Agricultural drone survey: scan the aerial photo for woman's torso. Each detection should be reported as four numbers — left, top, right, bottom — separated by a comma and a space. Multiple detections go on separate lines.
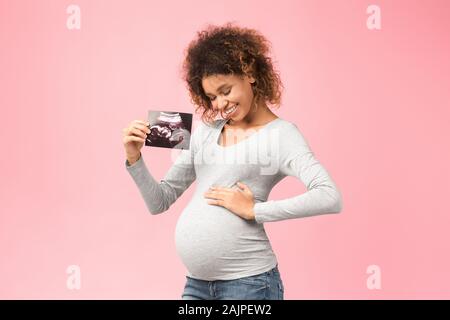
175, 118, 286, 281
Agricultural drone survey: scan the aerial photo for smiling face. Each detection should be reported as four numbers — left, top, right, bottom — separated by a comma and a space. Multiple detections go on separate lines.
201, 74, 256, 124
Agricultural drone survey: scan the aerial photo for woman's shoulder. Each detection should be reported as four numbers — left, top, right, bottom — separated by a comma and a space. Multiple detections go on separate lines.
271, 117, 301, 133
271, 117, 310, 148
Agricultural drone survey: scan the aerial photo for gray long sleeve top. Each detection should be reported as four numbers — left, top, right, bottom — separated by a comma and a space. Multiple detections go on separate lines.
125, 117, 343, 281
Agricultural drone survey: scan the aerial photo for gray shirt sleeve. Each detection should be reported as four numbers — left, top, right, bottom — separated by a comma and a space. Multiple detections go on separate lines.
253, 122, 343, 224
125, 125, 201, 215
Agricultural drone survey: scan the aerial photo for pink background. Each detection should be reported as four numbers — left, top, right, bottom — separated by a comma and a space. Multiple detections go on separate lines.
1, 0, 449, 299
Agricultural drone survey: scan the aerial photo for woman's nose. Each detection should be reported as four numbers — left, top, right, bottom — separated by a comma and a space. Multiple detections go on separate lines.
218, 97, 229, 110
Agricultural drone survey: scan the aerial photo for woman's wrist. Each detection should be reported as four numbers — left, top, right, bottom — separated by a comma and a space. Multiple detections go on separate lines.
127, 152, 141, 165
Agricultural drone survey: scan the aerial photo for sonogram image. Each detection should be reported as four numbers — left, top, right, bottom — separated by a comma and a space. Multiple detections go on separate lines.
145, 110, 192, 150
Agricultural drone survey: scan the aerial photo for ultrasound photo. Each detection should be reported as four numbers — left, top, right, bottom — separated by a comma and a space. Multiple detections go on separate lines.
145, 110, 193, 150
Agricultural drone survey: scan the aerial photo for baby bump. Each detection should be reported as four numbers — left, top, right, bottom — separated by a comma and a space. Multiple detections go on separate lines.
174, 200, 262, 278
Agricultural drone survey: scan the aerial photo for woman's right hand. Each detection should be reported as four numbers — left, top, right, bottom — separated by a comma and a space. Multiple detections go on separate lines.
122, 119, 150, 164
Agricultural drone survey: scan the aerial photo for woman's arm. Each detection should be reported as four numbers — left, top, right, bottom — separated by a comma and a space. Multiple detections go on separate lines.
253, 123, 343, 224
125, 124, 202, 215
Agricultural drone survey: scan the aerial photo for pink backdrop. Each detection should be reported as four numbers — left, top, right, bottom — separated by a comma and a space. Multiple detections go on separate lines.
1, 0, 449, 299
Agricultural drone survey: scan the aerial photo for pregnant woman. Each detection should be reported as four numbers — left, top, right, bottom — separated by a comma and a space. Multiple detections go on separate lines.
122, 23, 343, 300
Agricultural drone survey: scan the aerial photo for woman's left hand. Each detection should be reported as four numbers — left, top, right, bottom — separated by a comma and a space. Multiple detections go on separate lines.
204, 182, 255, 221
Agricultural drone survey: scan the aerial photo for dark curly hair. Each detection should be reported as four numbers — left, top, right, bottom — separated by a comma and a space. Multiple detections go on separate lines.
181, 22, 283, 125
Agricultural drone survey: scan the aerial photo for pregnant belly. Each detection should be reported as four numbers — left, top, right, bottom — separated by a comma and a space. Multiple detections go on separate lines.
174, 200, 260, 279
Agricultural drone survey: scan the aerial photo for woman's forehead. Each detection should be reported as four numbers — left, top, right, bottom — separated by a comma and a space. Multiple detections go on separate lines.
202, 74, 242, 91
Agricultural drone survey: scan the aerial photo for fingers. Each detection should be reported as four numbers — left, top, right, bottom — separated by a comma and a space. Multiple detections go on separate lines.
131, 121, 150, 134
132, 121, 150, 134
130, 127, 148, 139
236, 182, 250, 193
206, 199, 225, 206
203, 190, 229, 199
128, 119, 150, 134
122, 120, 151, 139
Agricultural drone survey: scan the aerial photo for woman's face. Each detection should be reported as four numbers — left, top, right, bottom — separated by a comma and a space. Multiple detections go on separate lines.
201, 74, 256, 123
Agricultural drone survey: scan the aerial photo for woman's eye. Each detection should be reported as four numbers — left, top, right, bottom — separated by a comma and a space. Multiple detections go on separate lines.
208, 89, 230, 101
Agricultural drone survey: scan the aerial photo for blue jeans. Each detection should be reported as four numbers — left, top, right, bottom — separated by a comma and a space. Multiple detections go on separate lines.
181, 265, 285, 300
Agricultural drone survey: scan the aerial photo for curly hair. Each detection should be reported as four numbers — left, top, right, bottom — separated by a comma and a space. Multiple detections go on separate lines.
181, 22, 283, 125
